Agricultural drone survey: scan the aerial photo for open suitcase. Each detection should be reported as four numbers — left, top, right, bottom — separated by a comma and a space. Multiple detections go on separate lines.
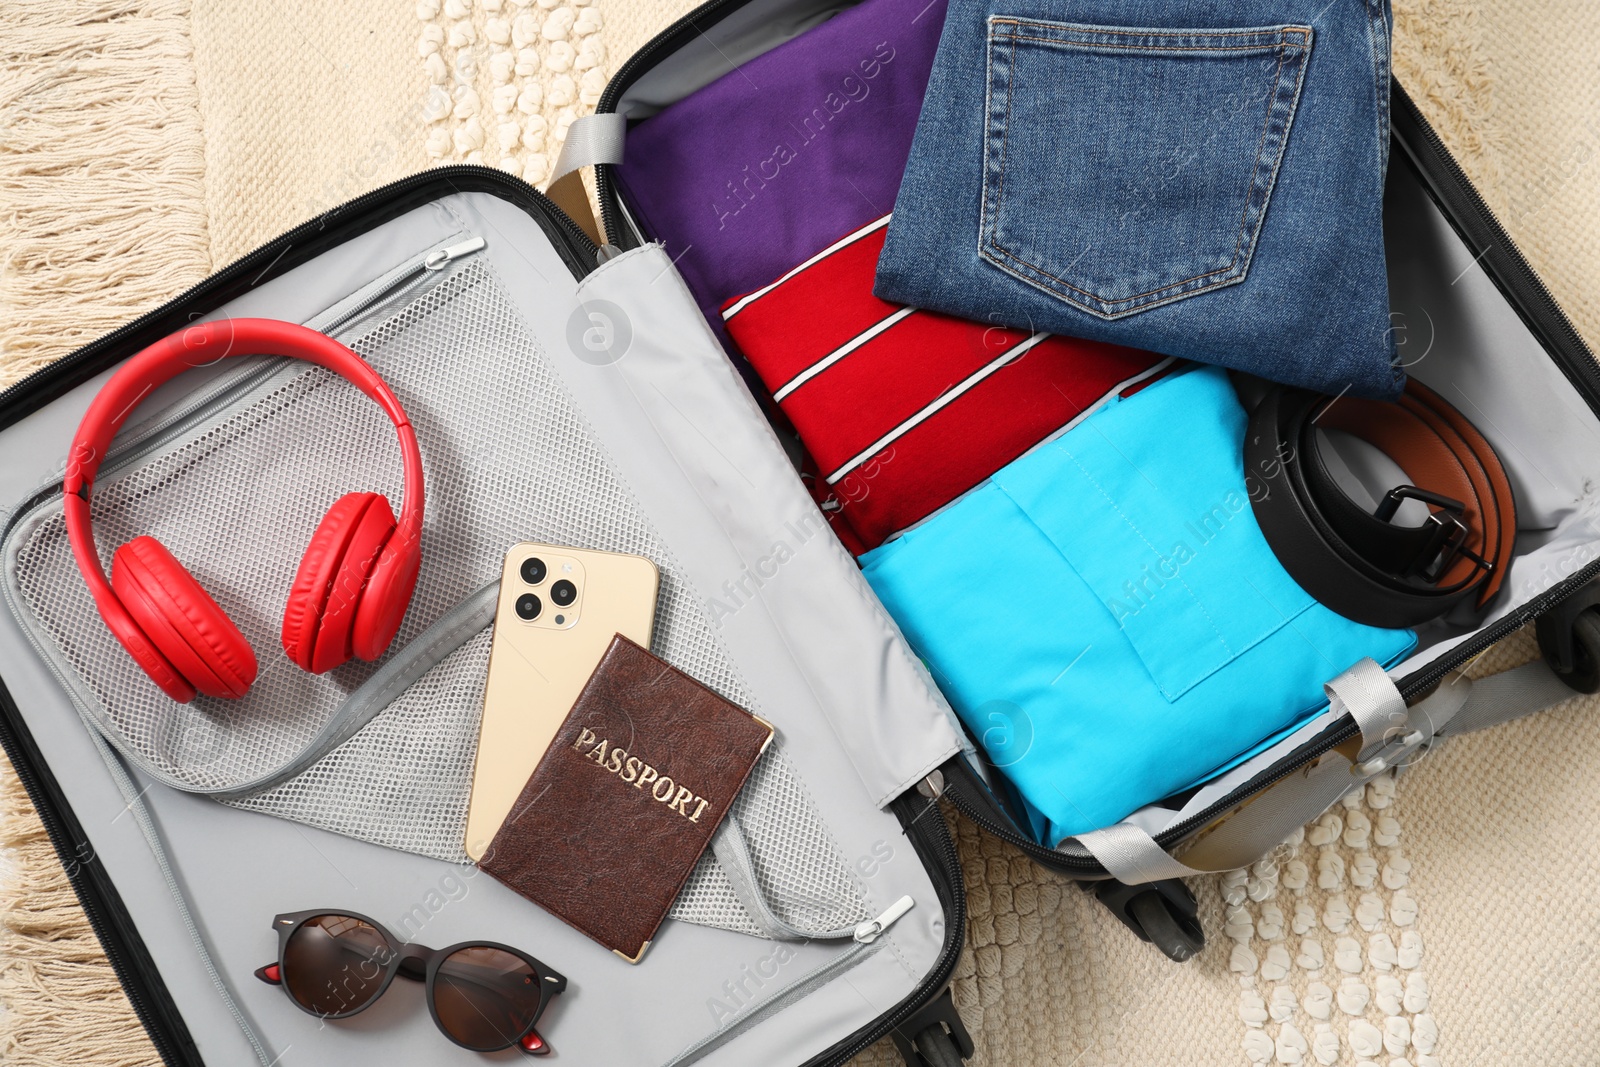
0, 175, 970, 1065
577, 0, 1600, 963
1, 6, 1599, 1067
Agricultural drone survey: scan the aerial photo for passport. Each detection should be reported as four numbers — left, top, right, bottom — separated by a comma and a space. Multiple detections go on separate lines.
478, 634, 773, 962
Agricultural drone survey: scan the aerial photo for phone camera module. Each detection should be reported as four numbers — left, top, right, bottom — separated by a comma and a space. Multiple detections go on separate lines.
520, 557, 547, 585
550, 579, 577, 607
515, 593, 542, 621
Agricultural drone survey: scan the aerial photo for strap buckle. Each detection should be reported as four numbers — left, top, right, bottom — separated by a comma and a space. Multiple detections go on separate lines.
1374, 485, 1491, 584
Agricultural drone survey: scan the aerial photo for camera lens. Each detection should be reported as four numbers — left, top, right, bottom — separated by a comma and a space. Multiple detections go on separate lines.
550, 579, 577, 607
514, 593, 541, 621
519, 558, 547, 585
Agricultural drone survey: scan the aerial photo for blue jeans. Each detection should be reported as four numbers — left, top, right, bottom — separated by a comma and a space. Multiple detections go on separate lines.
876, 0, 1402, 399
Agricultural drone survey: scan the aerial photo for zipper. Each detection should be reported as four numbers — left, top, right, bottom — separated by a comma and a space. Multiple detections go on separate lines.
0, 168, 593, 1065
663, 896, 917, 1067
592, 0, 757, 247
805, 792, 966, 1067
942, 553, 1600, 877
853, 894, 915, 944
317, 234, 485, 338
20, 234, 488, 516
924, 88, 1600, 876
0, 689, 200, 1066
591, 20, 978, 1048
0, 166, 595, 435
0, 41, 1586, 1067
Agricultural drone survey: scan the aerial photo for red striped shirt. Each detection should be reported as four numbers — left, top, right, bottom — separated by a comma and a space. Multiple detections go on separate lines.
724, 216, 1173, 550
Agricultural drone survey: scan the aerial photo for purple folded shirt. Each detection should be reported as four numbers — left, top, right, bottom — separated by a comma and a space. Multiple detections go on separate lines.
613, 0, 946, 338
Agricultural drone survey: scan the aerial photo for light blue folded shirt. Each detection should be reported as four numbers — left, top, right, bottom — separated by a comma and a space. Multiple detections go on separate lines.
861, 366, 1415, 844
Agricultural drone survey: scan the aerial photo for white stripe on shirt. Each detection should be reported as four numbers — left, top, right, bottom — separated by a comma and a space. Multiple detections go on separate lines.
771, 306, 917, 402
826, 350, 1177, 485
720, 215, 892, 321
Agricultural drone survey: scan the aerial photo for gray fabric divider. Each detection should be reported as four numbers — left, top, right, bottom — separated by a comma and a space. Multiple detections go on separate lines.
2, 236, 874, 942
0, 193, 950, 1067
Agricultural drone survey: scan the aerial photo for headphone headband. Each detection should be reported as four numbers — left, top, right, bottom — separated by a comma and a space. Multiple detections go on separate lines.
65, 318, 425, 596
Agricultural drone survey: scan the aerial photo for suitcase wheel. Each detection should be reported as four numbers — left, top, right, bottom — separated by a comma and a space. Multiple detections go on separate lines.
891, 988, 973, 1066
1127, 888, 1206, 962
1093, 877, 1206, 962
1535, 583, 1600, 694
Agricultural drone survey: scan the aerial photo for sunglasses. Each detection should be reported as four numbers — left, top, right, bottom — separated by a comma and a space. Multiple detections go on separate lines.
255, 910, 567, 1055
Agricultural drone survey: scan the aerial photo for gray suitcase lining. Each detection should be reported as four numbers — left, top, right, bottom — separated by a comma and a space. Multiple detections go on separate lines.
0, 191, 960, 1066
3, 242, 867, 941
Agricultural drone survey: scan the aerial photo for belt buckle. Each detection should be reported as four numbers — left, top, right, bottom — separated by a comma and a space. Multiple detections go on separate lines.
1413, 509, 1470, 583
1375, 485, 1472, 584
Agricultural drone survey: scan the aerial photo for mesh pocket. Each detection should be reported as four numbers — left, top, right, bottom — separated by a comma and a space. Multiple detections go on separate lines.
7, 256, 865, 935
672, 748, 871, 937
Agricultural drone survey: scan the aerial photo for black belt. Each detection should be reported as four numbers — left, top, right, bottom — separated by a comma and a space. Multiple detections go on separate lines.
1245, 380, 1516, 629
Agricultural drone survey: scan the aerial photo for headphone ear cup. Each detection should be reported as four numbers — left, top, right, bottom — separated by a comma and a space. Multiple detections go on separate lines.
282, 492, 394, 673
100, 597, 197, 705
351, 517, 421, 663
111, 537, 258, 700
310, 494, 397, 674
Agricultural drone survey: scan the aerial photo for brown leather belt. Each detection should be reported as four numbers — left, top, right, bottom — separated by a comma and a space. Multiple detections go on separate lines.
1245, 379, 1516, 629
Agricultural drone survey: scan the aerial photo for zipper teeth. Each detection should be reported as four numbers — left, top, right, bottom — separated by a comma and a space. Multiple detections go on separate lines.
0, 59, 1585, 1062
815, 794, 965, 1067
590, 3, 1027, 1018
41, 237, 483, 508
944, 555, 1600, 874
319, 271, 432, 338
103, 361, 287, 468
315, 235, 486, 338
0, 712, 190, 1066
938, 91, 1600, 872
1392, 84, 1600, 402
593, 0, 750, 245
669, 942, 876, 1066
0, 166, 595, 429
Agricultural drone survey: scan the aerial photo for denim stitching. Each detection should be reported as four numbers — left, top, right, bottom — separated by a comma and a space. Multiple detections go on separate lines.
983, 23, 1280, 301
1223, 42, 1291, 272
995, 33, 1017, 269
977, 18, 999, 274
978, 24, 1310, 317
986, 237, 1238, 300
992, 35, 1304, 55
991, 19, 1310, 45
982, 45, 1297, 302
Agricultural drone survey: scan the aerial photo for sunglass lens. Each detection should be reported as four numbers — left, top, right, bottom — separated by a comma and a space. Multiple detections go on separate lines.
281, 915, 393, 1017
432, 946, 542, 1051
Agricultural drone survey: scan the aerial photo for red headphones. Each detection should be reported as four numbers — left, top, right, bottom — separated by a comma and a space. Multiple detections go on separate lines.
64, 318, 425, 704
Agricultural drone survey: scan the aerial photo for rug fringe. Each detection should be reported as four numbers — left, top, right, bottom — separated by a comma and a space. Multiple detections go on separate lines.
0, 754, 158, 1065
0, 0, 212, 390
1392, 0, 1508, 204
0, 3, 207, 1058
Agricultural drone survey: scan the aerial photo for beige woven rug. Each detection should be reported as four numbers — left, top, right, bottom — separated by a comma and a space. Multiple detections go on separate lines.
2, 0, 1599, 1062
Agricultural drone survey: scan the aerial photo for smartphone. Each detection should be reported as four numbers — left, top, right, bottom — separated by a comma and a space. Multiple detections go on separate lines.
464, 541, 660, 860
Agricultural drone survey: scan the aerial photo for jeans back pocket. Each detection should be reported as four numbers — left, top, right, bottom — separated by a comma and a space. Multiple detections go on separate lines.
980, 20, 1312, 319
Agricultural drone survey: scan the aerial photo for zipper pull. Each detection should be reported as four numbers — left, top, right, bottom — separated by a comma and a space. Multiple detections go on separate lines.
854, 895, 915, 944
425, 236, 487, 270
